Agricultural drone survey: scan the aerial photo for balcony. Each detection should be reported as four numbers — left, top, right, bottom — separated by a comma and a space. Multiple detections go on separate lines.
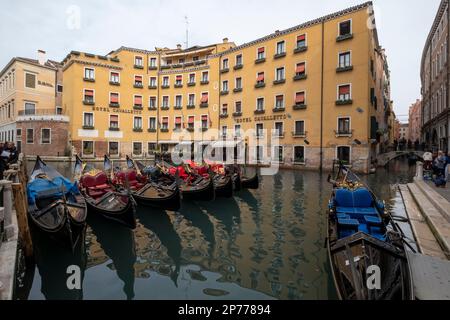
220, 91, 229, 96
161, 84, 170, 89
148, 66, 158, 71
293, 104, 307, 110
17, 109, 70, 122
255, 82, 266, 89
83, 100, 95, 106
254, 109, 265, 115
293, 74, 307, 81
273, 79, 286, 85
160, 106, 170, 110
172, 64, 183, 69
83, 77, 95, 83
200, 103, 209, 108
336, 33, 353, 42
109, 127, 120, 131
133, 128, 143, 132
148, 85, 157, 89
233, 112, 242, 117
272, 107, 285, 113
187, 104, 195, 109
200, 80, 210, 85
134, 83, 144, 89
336, 65, 353, 73
335, 99, 353, 106
335, 129, 354, 137
109, 81, 120, 86
133, 105, 143, 110
294, 46, 308, 54
233, 88, 243, 93
255, 58, 266, 64
160, 128, 169, 133
187, 82, 196, 87
160, 65, 171, 70
82, 125, 95, 130
274, 52, 286, 59
234, 64, 243, 70
109, 103, 120, 108
174, 105, 183, 110
292, 131, 307, 138
220, 68, 230, 74
147, 128, 157, 133
220, 113, 229, 119
174, 83, 183, 88
186, 127, 195, 132
201, 127, 208, 132
148, 106, 157, 111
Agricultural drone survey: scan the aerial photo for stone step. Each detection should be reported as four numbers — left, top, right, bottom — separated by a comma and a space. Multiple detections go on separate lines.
414, 179, 450, 222
399, 185, 447, 259
408, 183, 450, 260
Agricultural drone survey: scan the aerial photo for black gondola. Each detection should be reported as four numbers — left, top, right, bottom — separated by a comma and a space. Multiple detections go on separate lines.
27, 156, 87, 251
326, 161, 414, 300
213, 174, 233, 198
109, 155, 181, 211
241, 170, 259, 189
75, 155, 136, 229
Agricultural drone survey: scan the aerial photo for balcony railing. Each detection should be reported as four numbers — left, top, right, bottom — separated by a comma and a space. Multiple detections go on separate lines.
292, 131, 307, 138
335, 129, 354, 137
18, 109, 67, 116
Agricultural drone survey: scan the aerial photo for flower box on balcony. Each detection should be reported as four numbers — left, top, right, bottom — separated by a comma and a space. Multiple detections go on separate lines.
274, 52, 286, 59
134, 84, 144, 89
148, 128, 157, 133
161, 85, 170, 89
200, 103, 209, 108
293, 74, 307, 81
148, 66, 158, 70
336, 66, 354, 73
174, 84, 183, 88
110, 57, 120, 63
83, 100, 95, 106
82, 125, 94, 130
184, 62, 194, 67
254, 109, 265, 115
220, 113, 229, 119
273, 79, 286, 85
335, 99, 353, 106
232, 112, 242, 117
293, 104, 307, 110
148, 85, 157, 89
294, 46, 308, 54
233, 88, 243, 93
220, 91, 229, 96
83, 78, 95, 83
255, 82, 266, 89
234, 64, 243, 70
272, 107, 285, 113
160, 65, 171, 70
255, 58, 266, 64
187, 82, 196, 87
109, 103, 120, 108
336, 34, 353, 42
200, 80, 209, 85
109, 127, 120, 131
134, 65, 144, 69
109, 81, 120, 86
186, 127, 195, 132
133, 128, 143, 132
174, 106, 183, 110
161, 106, 170, 110
133, 105, 143, 110
172, 64, 182, 69
220, 68, 229, 74
187, 105, 195, 109
195, 60, 206, 66
148, 107, 157, 111
160, 128, 169, 133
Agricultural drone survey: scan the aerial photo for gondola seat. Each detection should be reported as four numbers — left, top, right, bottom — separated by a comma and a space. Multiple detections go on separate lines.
337, 218, 360, 238
334, 188, 379, 218
81, 173, 112, 199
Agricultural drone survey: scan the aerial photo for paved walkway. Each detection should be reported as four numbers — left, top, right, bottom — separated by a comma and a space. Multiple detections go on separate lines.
426, 180, 450, 203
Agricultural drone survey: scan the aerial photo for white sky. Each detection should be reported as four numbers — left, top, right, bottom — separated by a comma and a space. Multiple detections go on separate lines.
0, 0, 441, 118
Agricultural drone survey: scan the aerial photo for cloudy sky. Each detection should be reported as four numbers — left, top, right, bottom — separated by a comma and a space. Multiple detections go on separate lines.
0, 0, 441, 120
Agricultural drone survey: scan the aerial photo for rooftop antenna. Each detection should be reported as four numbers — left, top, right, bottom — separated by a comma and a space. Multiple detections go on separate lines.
184, 16, 189, 49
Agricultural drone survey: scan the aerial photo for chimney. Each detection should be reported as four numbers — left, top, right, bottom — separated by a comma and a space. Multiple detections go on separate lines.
38, 50, 46, 65
177, 44, 182, 50
223, 38, 229, 44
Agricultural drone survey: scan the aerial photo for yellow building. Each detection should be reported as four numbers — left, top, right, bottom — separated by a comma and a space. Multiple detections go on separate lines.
62, 1, 390, 173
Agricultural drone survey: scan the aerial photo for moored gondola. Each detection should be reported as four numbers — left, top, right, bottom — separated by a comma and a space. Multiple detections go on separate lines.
204, 161, 233, 198
241, 170, 259, 190
326, 161, 414, 300
27, 156, 87, 251
75, 155, 136, 229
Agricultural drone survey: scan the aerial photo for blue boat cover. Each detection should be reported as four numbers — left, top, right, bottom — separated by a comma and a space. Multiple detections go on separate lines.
27, 176, 79, 205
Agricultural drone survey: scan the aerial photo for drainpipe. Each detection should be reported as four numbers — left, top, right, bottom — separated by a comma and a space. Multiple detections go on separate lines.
157, 52, 161, 155
319, 20, 325, 171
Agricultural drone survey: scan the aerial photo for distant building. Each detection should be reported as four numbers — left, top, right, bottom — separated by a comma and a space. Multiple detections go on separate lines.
420, 0, 449, 152
408, 99, 422, 143
398, 123, 409, 141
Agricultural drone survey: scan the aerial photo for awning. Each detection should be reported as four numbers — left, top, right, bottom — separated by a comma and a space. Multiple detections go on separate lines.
212, 140, 241, 148
296, 63, 305, 73
177, 141, 193, 146
257, 73, 264, 81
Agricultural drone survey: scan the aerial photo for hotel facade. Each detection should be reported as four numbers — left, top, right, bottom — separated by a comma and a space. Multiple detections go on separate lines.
61, 2, 391, 173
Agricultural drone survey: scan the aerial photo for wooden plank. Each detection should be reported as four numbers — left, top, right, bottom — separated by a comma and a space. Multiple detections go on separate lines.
12, 183, 33, 259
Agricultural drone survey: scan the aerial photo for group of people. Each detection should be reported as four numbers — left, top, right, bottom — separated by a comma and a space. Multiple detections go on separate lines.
423, 150, 450, 188
0, 142, 19, 180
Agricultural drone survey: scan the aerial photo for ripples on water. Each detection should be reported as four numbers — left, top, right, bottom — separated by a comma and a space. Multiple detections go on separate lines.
19, 157, 416, 300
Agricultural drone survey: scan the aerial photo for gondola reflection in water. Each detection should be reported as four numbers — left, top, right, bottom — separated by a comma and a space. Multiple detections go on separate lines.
326, 161, 414, 300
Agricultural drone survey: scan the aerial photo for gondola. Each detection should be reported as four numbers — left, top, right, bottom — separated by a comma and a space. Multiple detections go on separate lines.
27, 156, 87, 251
75, 155, 136, 229
241, 169, 259, 190
326, 161, 414, 300
203, 161, 233, 198
108, 155, 181, 211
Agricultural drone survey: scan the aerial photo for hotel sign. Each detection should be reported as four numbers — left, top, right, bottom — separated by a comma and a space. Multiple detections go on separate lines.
91, 106, 142, 115
235, 114, 287, 123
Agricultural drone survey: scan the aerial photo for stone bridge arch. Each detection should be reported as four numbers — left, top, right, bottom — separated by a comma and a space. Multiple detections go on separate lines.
376, 151, 425, 166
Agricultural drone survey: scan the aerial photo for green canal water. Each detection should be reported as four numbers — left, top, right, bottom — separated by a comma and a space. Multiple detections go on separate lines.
17, 158, 416, 300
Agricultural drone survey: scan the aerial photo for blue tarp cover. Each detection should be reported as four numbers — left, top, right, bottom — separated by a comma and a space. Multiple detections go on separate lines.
27, 176, 79, 205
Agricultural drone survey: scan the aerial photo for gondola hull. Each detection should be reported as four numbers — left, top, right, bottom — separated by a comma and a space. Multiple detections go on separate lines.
181, 177, 215, 201
241, 174, 259, 189
132, 184, 181, 211
232, 173, 242, 191
214, 175, 233, 198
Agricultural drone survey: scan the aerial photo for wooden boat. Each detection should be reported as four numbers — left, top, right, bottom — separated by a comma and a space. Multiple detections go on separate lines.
241, 169, 259, 189
203, 161, 233, 198
27, 156, 87, 251
74, 155, 136, 229
326, 161, 414, 300
109, 155, 181, 211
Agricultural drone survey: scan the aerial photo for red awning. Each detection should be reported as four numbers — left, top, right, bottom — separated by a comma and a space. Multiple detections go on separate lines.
258, 47, 265, 53
111, 72, 119, 77
176, 75, 182, 81
201, 93, 208, 103
162, 117, 168, 123
339, 85, 350, 95
297, 34, 305, 41
202, 115, 208, 121
175, 117, 182, 124
276, 95, 283, 102
134, 96, 142, 104
296, 63, 305, 73
257, 73, 264, 81
135, 75, 142, 81
296, 92, 305, 103
188, 117, 195, 124
85, 90, 94, 97
110, 93, 119, 103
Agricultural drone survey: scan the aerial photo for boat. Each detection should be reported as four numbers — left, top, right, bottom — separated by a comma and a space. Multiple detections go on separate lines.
75, 155, 136, 229
195, 160, 233, 198
241, 169, 259, 190
326, 161, 414, 300
27, 156, 87, 251
108, 155, 181, 211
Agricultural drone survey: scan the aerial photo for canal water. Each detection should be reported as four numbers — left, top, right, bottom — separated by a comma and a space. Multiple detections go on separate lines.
17, 157, 416, 300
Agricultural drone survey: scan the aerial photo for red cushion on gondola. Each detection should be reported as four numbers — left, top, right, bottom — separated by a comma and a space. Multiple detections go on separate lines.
127, 171, 137, 181
82, 175, 97, 188
95, 172, 108, 186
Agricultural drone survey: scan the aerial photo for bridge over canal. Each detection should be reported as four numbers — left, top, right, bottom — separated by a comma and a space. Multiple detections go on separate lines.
377, 151, 425, 167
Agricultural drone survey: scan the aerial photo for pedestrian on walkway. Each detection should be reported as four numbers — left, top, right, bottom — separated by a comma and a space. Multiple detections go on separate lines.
433, 151, 446, 177
445, 152, 450, 183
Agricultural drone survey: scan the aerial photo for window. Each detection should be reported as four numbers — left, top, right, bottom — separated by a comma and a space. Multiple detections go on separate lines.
133, 142, 142, 155
235, 125, 241, 137
149, 77, 157, 87
135, 56, 143, 67
296, 62, 306, 76
110, 92, 119, 105
274, 122, 283, 136
83, 113, 94, 127
109, 142, 119, 156
339, 20, 352, 36
236, 78, 242, 89
109, 115, 119, 129
256, 146, 264, 162
274, 146, 284, 162
175, 95, 182, 107
295, 121, 305, 135
175, 75, 183, 86
200, 92, 209, 104
201, 115, 209, 129
338, 117, 351, 134
276, 41, 285, 54
134, 116, 143, 129
256, 123, 264, 137
110, 72, 120, 83
296, 34, 306, 48
275, 95, 284, 109
193, 56, 199, 61
149, 57, 157, 67
149, 96, 157, 109
221, 126, 228, 137
189, 73, 195, 84
162, 96, 169, 108
257, 47, 265, 59
338, 84, 351, 101
337, 146, 351, 164
24, 102, 36, 115
295, 92, 306, 105
25, 73, 36, 88
134, 95, 143, 107
26, 129, 34, 144
294, 146, 305, 164
39, 128, 51, 144
188, 116, 195, 128
235, 101, 242, 113
221, 104, 228, 115
222, 80, 228, 92
16, 129, 22, 137
83, 141, 94, 156
84, 68, 95, 80
223, 59, 229, 69
162, 76, 169, 86
257, 97, 264, 111
257, 72, 265, 84
134, 75, 143, 86
149, 117, 157, 130
179, 58, 185, 64
174, 116, 182, 130
201, 71, 209, 82
276, 67, 285, 81
339, 52, 351, 68
188, 94, 195, 106
236, 54, 243, 66
161, 117, 169, 129
57, 85, 63, 93
148, 143, 157, 154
